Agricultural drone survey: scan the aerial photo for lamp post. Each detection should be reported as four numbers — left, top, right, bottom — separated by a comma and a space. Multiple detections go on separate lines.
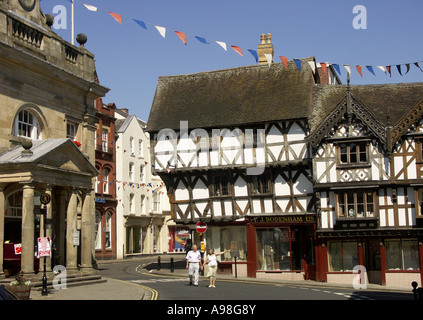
41, 204, 48, 296
39, 193, 52, 296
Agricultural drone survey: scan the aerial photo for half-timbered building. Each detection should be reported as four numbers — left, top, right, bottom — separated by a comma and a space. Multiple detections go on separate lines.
148, 35, 342, 279
308, 81, 423, 288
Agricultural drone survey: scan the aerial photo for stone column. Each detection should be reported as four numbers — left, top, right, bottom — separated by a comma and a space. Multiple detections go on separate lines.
80, 189, 93, 272
66, 188, 78, 272
56, 189, 67, 266
0, 187, 5, 278
21, 185, 35, 275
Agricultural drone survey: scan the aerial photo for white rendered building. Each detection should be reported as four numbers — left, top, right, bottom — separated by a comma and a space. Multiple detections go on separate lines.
115, 109, 171, 259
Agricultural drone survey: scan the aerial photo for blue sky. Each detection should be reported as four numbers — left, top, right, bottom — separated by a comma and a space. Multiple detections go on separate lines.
40, 0, 423, 122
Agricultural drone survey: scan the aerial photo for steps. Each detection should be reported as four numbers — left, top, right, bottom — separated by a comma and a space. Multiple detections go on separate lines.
1, 274, 107, 291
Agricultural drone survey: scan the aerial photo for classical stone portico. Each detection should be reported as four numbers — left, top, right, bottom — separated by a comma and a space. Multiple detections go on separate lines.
0, 139, 98, 279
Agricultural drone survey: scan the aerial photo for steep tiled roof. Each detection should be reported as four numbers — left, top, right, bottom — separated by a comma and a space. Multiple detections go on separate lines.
147, 58, 317, 132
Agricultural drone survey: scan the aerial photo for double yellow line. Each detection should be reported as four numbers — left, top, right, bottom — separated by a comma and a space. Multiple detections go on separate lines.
111, 278, 158, 300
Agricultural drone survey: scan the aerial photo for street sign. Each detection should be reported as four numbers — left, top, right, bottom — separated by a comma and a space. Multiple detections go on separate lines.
40, 193, 51, 205
196, 221, 207, 233
37, 237, 51, 257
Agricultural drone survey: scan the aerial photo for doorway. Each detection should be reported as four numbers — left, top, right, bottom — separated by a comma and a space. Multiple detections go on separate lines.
364, 240, 382, 285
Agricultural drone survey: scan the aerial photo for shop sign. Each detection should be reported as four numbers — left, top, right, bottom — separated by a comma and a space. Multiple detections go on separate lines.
95, 198, 106, 203
37, 237, 51, 257
14, 243, 22, 255
251, 215, 316, 224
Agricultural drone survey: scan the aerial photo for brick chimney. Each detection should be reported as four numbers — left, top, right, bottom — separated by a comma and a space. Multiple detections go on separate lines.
257, 33, 274, 65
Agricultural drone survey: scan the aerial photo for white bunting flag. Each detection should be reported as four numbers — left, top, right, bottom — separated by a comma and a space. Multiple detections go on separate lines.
307, 61, 316, 74
215, 41, 227, 51
264, 53, 273, 67
344, 65, 351, 76
377, 66, 387, 74
83, 3, 98, 12
155, 26, 166, 38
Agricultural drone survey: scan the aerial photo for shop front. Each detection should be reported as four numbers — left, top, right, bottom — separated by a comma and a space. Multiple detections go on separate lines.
194, 215, 317, 279
247, 215, 317, 280
316, 229, 423, 288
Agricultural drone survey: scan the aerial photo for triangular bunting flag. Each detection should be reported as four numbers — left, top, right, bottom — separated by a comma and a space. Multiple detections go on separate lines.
108, 12, 122, 24
195, 36, 209, 44
293, 59, 301, 72
377, 66, 387, 74
386, 65, 392, 77
405, 63, 410, 75
133, 19, 147, 30
215, 41, 227, 51
231, 45, 243, 56
307, 61, 316, 74
366, 66, 375, 76
344, 65, 351, 76
264, 53, 273, 67
397, 65, 403, 76
415, 62, 423, 72
175, 31, 187, 45
320, 63, 328, 76
356, 65, 363, 77
279, 56, 288, 69
247, 49, 258, 63
332, 64, 341, 76
83, 3, 98, 12
155, 26, 166, 38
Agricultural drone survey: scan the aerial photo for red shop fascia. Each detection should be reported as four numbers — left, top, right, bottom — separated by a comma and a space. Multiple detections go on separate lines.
246, 214, 317, 279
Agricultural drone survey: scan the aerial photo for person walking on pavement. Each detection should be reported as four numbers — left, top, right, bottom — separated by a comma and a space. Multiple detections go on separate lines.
205, 248, 230, 288
186, 244, 203, 286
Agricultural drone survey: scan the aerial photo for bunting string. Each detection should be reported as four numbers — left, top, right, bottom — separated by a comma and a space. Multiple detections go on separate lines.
69, 0, 423, 79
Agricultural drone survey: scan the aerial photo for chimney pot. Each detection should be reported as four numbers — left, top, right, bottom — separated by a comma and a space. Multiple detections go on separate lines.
257, 33, 274, 65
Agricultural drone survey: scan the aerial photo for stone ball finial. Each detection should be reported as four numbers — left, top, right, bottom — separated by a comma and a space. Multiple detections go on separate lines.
22, 140, 33, 150
76, 33, 87, 46
45, 14, 54, 28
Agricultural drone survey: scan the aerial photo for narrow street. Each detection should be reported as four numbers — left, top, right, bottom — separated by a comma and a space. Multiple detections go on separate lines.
97, 257, 413, 301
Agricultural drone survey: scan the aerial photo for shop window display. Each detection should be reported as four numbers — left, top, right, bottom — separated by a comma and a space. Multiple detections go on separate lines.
256, 228, 302, 271
327, 241, 359, 272
204, 226, 247, 261
386, 239, 420, 271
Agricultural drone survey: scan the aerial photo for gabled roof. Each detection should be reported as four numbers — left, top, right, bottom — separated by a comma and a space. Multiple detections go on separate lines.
0, 139, 98, 176
308, 83, 423, 151
147, 58, 318, 132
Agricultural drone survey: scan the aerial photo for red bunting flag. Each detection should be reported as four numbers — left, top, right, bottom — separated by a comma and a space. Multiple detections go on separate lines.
386, 65, 391, 77
175, 31, 187, 46
356, 65, 363, 77
279, 56, 288, 69
231, 45, 243, 56
320, 63, 328, 76
415, 62, 423, 72
109, 12, 122, 24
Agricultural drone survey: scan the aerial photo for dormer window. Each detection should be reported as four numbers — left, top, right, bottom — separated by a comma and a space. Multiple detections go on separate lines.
339, 142, 367, 164
333, 138, 370, 168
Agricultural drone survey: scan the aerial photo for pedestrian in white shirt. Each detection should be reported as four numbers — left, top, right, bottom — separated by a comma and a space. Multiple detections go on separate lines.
205, 248, 230, 288
186, 244, 203, 286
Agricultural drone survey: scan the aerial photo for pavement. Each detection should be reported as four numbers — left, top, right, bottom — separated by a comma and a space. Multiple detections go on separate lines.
26, 257, 415, 300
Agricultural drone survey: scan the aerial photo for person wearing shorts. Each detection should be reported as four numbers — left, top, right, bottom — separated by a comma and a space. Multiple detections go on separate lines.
205, 248, 230, 288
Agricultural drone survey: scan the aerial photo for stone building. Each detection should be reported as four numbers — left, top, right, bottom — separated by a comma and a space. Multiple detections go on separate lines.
0, 0, 109, 279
